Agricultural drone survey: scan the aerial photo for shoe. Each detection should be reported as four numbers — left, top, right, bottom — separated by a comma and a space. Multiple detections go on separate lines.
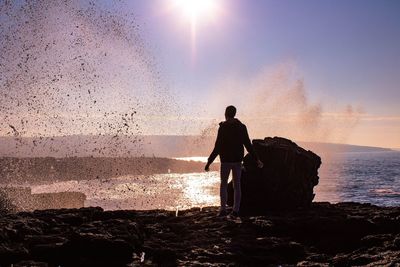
228, 211, 240, 218
217, 209, 227, 217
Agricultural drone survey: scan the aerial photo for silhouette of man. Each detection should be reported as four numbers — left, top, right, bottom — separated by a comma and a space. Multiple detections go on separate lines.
205, 105, 263, 217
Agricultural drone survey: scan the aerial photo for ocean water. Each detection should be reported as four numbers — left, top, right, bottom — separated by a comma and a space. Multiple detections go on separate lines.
31, 151, 400, 210
315, 151, 400, 206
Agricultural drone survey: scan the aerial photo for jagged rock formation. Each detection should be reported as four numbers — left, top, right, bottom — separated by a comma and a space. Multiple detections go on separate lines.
228, 137, 321, 214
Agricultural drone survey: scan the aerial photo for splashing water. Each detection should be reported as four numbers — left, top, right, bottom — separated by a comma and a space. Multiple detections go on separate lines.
0, 0, 179, 157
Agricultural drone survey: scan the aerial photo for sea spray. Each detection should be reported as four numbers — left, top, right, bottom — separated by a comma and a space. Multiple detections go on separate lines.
197, 63, 363, 146
0, 0, 184, 211
0, 0, 179, 157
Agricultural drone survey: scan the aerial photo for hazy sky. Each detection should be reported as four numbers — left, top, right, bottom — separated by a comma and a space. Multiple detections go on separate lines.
124, 0, 400, 148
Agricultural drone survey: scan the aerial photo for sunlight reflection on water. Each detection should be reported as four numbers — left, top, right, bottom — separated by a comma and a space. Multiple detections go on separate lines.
31, 172, 220, 210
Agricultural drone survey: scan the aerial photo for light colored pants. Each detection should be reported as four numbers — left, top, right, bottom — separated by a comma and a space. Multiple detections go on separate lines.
220, 162, 242, 213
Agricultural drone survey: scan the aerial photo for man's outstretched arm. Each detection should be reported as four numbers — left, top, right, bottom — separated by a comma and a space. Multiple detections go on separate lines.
243, 125, 264, 168
205, 127, 222, 171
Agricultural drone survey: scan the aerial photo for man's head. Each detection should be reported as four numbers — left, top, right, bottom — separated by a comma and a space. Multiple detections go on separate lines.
225, 105, 237, 119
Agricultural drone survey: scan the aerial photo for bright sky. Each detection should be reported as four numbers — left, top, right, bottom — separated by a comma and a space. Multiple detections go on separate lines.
121, 0, 400, 148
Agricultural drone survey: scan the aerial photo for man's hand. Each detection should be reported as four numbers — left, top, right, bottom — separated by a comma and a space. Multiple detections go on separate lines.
256, 159, 264, 169
204, 163, 210, 172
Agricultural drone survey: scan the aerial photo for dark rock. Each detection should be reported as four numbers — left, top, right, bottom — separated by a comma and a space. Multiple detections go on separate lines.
272, 241, 305, 261
0, 207, 143, 266
0, 245, 29, 265
60, 233, 134, 266
24, 235, 68, 248
348, 254, 378, 266
360, 234, 389, 247
394, 235, 400, 248
30, 243, 65, 264
0, 203, 399, 266
228, 136, 321, 214
14, 260, 49, 267
56, 213, 84, 226
144, 246, 177, 266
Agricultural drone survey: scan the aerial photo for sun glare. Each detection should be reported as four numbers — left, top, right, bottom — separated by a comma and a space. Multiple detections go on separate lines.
170, 0, 221, 62
173, 0, 218, 23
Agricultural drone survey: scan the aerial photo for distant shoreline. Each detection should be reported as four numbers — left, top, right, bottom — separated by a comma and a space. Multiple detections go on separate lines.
0, 157, 217, 185
0, 135, 394, 158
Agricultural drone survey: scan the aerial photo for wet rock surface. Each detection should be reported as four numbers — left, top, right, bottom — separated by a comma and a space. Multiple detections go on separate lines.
0, 202, 399, 266
229, 137, 321, 214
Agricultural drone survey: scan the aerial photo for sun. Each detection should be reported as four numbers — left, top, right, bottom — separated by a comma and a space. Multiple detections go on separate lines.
170, 0, 221, 62
173, 0, 218, 23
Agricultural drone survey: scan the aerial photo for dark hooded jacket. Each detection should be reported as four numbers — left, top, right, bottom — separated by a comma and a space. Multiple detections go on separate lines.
207, 118, 258, 164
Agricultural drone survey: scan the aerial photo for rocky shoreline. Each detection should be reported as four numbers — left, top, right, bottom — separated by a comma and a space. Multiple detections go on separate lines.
0, 202, 399, 266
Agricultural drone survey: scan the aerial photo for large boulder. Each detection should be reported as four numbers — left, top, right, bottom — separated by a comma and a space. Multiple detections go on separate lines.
228, 137, 321, 214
